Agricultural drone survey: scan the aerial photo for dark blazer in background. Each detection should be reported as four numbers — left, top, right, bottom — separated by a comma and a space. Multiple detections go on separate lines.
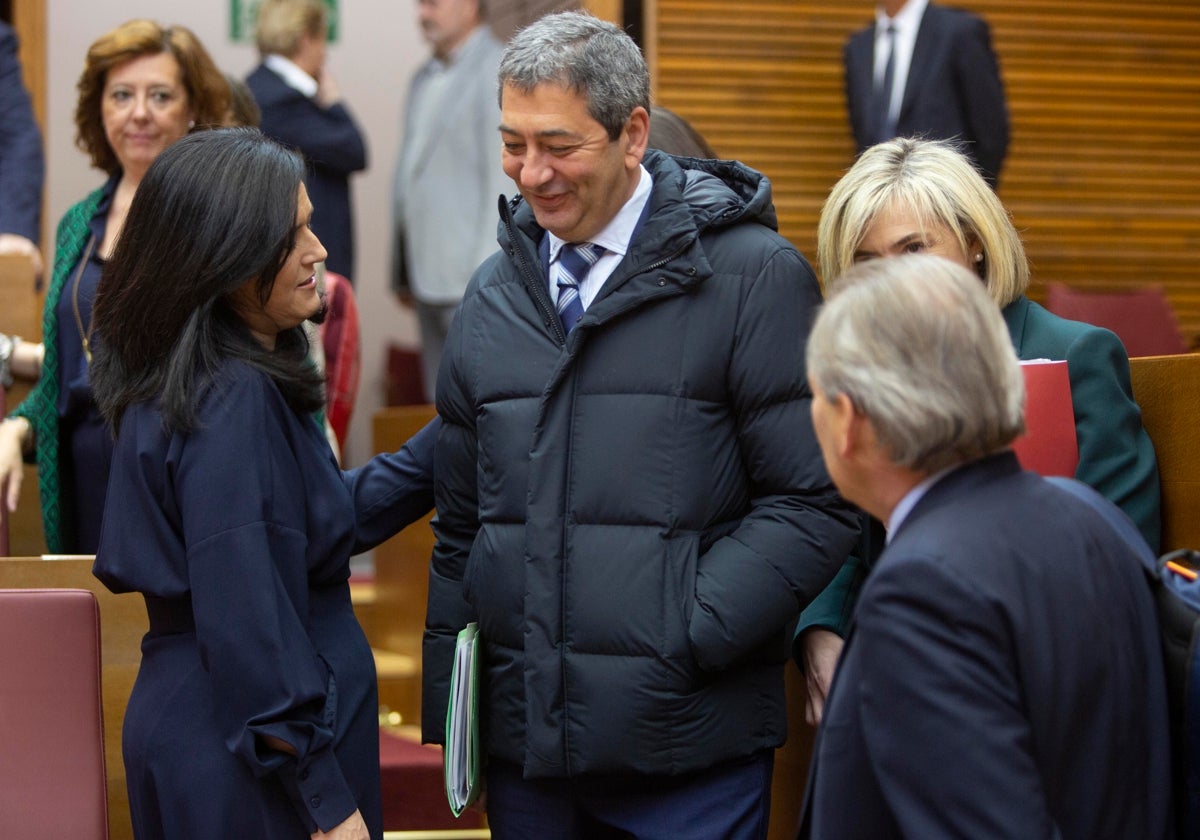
844, 2, 1009, 186
799, 453, 1172, 839
246, 63, 367, 280
0, 21, 44, 242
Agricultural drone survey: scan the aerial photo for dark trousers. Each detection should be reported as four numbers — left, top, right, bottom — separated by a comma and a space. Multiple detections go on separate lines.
486, 749, 774, 840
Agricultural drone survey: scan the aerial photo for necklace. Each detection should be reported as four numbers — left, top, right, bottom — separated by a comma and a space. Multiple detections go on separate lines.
70, 234, 99, 365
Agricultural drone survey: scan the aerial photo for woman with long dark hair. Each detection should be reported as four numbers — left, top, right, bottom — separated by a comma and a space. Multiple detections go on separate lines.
92, 127, 435, 840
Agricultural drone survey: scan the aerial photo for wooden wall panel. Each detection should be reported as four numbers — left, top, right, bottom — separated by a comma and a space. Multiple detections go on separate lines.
12, 0, 46, 265
12, 0, 43, 128
649, 0, 1200, 344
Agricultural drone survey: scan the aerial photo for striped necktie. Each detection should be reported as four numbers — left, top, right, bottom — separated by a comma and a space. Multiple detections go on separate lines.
556, 242, 603, 334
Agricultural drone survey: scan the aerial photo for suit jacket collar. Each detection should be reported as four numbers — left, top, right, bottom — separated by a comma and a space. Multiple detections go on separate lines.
889, 450, 1022, 545
839, 450, 1021, 640
900, 1, 940, 119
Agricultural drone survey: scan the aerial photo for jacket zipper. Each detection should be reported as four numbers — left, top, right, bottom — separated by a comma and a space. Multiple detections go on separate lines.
500, 199, 693, 773
500, 198, 567, 345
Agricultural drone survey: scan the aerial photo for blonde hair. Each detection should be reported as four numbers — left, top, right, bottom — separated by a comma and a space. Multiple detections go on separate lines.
255, 0, 327, 58
817, 138, 1029, 307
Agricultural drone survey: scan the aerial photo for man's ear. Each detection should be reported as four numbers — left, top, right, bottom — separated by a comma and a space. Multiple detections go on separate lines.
830, 392, 860, 459
624, 106, 650, 166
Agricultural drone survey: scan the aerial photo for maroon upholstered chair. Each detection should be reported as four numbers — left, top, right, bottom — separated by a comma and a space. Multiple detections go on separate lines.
0, 588, 108, 838
0, 384, 7, 555
1044, 282, 1188, 357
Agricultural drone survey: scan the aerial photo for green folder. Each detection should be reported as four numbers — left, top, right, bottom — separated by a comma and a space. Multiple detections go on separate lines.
444, 622, 482, 816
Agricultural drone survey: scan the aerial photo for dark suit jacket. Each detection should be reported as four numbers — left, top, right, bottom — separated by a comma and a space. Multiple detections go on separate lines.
795, 293, 1162, 644
0, 22, 43, 241
246, 63, 367, 279
844, 2, 1009, 186
799, 453, 1172, 839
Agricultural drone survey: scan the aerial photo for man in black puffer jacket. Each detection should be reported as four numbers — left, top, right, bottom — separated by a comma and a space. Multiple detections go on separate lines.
421, 11, 859, 838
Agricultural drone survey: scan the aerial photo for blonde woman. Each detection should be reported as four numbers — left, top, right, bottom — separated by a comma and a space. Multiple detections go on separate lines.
799, 137, 1160, 724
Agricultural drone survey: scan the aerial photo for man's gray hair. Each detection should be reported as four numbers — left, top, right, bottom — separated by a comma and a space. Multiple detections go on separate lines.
498, 11, 650, 139
807, 255, 1026, 475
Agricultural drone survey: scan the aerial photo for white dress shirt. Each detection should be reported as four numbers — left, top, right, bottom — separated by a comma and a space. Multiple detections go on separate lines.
547, 165, 653, 311
874, 0, 929, 131
263, 53, 318, 98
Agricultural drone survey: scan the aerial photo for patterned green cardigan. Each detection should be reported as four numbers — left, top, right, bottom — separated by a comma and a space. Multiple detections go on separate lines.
10, 186, 105, 554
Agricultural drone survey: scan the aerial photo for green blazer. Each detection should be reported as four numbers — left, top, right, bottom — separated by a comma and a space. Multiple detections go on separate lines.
1003, 294, 1160, 550
9, 186, 104, 553
797, 293, 1162, 639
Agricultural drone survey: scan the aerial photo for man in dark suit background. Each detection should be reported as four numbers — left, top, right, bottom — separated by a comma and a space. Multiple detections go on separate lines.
247, 0, 367, 280
798, 254, 1171, 839
0, 20, 44, 279
844, 0, 1009, 187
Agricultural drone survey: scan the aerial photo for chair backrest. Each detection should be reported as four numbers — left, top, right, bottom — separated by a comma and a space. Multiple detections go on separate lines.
0, 254, 38, 338
386, 345, 427, 407
0, 384, 7, 556
0, 254, 43, 556
0, 588, 109, 839
1129, 353, 1200, 553
1045, 282, 1188, 357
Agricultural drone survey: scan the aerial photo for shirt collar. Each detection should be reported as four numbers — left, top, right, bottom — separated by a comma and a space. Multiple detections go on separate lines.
264, 54, 319, 98
886, 462, 956, 542
876, 0, 928, 32
548, 165, 652, 263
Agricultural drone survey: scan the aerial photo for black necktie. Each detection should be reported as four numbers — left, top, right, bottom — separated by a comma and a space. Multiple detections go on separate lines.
873, 24, 897, 144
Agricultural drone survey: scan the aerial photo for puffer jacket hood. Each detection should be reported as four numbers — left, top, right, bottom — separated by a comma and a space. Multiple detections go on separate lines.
671, 153, 780, 233
499, 148, 777, 261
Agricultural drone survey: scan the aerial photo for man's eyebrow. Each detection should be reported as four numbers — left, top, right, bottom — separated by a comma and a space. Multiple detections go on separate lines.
498, 124, 578, 140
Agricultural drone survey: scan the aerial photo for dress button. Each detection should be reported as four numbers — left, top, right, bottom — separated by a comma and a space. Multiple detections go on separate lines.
310, 796, 321, 809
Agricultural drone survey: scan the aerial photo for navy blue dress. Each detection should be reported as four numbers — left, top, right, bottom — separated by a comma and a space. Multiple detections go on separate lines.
94, 360, 435, 839
56, 174, 116, 553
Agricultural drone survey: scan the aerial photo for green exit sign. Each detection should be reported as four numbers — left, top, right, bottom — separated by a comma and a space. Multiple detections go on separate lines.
230, 0, 340, 44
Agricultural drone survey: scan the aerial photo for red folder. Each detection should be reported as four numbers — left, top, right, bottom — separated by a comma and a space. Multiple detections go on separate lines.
1012, 359, 1078, 478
